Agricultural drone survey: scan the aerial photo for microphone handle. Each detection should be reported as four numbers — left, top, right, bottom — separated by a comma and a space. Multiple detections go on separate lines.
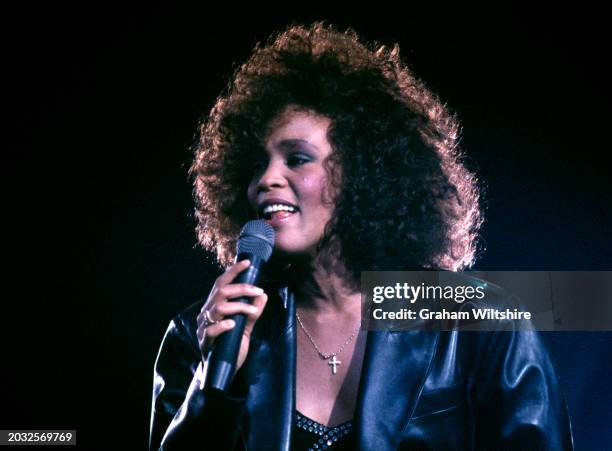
204, 254, 264, 392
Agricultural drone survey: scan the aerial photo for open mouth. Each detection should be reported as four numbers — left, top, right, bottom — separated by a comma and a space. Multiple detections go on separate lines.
259, 203, 299, 221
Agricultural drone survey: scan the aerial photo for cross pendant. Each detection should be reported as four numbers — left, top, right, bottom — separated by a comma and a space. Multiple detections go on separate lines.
328, 356, 341, 375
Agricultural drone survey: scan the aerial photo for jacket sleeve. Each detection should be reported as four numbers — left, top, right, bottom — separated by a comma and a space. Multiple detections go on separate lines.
472, 329, 574, 450
149, 317, 248, 451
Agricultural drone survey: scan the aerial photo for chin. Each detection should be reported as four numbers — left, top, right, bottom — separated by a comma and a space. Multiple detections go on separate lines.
274, 244, 310, 256
273, 241, 318, 259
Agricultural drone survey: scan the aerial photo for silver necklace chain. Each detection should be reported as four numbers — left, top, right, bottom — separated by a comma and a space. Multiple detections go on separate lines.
295, 312, 361, 360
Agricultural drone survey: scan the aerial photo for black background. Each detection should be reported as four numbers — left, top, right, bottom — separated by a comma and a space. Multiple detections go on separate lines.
4, 2, 611, 450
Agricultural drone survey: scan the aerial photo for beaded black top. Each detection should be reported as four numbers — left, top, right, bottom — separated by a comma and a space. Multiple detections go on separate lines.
292, 411, 356, 450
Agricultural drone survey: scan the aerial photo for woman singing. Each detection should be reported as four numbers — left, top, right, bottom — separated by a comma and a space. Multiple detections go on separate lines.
149, 22, 572, 450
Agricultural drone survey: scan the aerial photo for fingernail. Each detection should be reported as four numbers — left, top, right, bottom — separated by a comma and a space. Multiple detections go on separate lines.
252, 287, 264, 294
225, 319, 235, 328
249, 306, 258, 314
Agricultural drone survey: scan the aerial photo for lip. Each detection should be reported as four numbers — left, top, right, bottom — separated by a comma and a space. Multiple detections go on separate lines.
264, 210, 298, 227
257, 197, 300, 218
256, 197, 300, 227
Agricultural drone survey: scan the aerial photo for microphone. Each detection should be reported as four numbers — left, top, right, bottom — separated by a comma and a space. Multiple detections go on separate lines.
204, 220, 275, 392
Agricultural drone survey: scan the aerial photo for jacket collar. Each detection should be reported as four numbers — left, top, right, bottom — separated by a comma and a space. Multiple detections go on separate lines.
354, 329, 439, 449
242, 287, 296, 451
242, 286, 439, 451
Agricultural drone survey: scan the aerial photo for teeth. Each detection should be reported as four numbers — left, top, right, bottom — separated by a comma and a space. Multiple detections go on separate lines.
262, 204, 297, 214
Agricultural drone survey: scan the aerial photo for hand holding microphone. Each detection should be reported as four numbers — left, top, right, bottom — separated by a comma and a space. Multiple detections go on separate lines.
196, 220, 275, 392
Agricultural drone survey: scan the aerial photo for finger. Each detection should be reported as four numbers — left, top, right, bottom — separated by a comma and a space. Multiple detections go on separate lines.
216, 284, 264, 300
196, 306, 224, 333
216, 259, 251, 285
244, 293, 268, 330
251, 291, 269, 310
196, 308, 209, 324
201, 286, 263, 325
198, 298, 263, 346
201, 319, 236, 340
197, 307, 221, 328
214, 301, 260, 317
203, 261, 252, 310
197, 318, 235, 348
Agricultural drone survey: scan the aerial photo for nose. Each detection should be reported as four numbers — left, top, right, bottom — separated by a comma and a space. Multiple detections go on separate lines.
254, 160, 287, 193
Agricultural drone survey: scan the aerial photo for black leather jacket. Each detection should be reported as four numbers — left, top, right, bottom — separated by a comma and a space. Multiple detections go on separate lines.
149, 286, 573, 450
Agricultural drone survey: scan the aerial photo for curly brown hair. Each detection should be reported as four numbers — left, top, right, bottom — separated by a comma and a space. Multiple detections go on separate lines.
190, 22, 482, 280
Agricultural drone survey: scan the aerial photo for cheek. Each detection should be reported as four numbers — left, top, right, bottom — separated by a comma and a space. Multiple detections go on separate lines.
246, 182, 257, 207
299, 174, 328, 205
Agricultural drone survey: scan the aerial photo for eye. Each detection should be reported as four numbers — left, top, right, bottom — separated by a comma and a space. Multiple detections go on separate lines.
286, 153, 313, 167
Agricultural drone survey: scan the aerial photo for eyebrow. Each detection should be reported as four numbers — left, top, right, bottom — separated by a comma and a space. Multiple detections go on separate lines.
276, 139, 319, 152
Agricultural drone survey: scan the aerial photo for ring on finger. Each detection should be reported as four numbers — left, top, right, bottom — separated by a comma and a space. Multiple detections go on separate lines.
202, 309, 220, 328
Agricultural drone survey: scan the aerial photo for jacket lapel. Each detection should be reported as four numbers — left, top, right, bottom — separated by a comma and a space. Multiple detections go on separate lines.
242, 287, 295, 451
355, 329, 440, 450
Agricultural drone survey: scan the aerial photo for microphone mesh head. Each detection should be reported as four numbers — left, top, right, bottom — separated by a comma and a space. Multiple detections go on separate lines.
236, 220, 275, 261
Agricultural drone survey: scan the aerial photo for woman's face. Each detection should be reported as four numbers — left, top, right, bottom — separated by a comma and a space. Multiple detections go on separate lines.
247, 109, 335, 257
